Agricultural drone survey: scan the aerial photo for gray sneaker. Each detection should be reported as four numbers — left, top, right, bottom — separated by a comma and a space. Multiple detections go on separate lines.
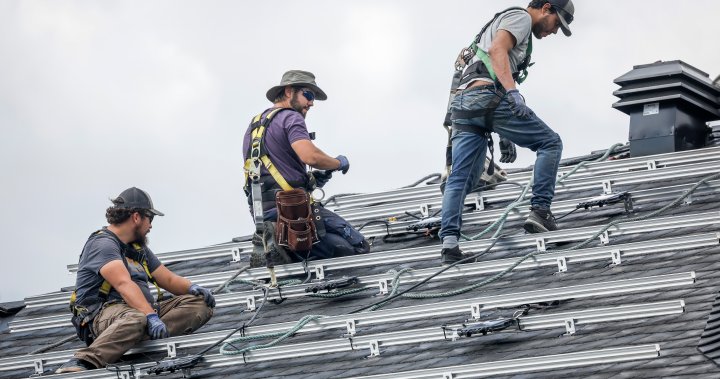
523, 206, 558, 233
441, 246, 473, 265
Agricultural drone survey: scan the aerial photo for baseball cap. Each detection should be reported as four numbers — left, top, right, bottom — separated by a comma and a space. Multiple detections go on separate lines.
111, 187, 165, 216
549, 0, 574, 36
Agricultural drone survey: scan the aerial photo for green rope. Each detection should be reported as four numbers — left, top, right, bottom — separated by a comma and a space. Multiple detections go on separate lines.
214, 265, 251, 293
308, 287, 371, 298
219, 315, 322, 356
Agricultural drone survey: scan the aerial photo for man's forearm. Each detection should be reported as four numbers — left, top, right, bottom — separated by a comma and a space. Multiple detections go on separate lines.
490, 52, 516, 91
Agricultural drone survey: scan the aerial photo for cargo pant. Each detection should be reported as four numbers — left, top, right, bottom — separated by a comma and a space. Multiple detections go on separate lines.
75, 294, 212, 369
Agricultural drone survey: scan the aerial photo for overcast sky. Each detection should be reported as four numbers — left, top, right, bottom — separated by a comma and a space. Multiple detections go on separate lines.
1, 1, 719, 303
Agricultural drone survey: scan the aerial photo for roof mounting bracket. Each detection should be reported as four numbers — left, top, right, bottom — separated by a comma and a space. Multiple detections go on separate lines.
683, 193, 693, 205
346, 320, 357, 336
33, 359, 43, 375
611, 249, 622, 265
246, 296, 256, 311
378, 279, 389, 295
557, 257, 568, 273
368, 340, 380, 357
420, 204, 431, 218
646, 160, 657, 170
231, 247, 242, 262
602, 180, 613, 194
600, 231, 610, 245
536, 238, 546, 252
471, 303, 483, 320
166, 342, 177, 358
564, 318, 577, 335
467, 195, 485, 211
314, 265, 326, 280
443, 373, 454, 379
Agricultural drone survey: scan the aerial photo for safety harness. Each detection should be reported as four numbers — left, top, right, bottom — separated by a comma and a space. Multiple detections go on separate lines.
443, 7, 534, 177
69, 230, 162, 345
243, 108, 325, 253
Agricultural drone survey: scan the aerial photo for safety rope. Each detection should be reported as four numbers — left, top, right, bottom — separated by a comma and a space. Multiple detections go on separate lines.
220, 315, 322, 356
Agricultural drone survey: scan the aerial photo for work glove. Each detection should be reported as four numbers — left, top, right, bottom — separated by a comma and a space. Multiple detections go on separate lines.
146, 313, 168, 340
189, 284, 216, 308
335, 155, 350, 174
498, 137, 517, 163
506, 89, 533, 119
311, 170, 333, 188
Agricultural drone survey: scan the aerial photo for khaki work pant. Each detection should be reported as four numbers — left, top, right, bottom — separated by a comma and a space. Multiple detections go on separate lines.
75, 294, 213, 368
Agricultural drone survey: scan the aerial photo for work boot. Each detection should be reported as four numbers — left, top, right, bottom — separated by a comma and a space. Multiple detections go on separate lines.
249, 232, 267, 268
263, 221, 293, 267
55, 358, 96, 373
523, 206, 558, 234
440, 246, 474, 265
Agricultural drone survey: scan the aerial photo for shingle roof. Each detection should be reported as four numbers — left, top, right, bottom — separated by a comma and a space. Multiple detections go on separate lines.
3, 144, 720, 379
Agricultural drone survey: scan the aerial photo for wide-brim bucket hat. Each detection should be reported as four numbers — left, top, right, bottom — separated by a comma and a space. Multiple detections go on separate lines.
265, 70, 328, 102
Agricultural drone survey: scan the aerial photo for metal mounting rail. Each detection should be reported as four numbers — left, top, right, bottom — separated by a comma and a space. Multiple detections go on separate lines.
200, 302, 677, 368
65, 241, 252, 274
337, 159, 720, 225
16, 208, 718, 315
343, 344, 661, 379
59, 163, 720, 273
329, 146, 720, 211
13, 229, 711, 332
7, 299, 680, 376
353, 176, 720, 238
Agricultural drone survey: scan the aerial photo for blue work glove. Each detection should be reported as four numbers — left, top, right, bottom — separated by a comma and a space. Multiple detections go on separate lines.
335, 155, 350, 174
189, 284, 216, 308
498, 137, 517, 163
146, 313, 168, 340
506, 89, 533, 119
311, 170, 333, 188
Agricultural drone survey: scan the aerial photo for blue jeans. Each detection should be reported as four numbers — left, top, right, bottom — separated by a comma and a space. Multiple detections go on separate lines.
439, 86, 563, 240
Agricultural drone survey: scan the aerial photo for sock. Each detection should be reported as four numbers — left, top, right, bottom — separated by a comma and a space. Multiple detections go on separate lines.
442, 236, 458, 249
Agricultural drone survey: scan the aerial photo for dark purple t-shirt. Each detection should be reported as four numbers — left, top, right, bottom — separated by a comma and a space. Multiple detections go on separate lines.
243, 108, 311, 185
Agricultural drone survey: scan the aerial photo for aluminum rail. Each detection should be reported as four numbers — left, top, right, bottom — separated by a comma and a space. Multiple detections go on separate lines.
16, 208, 718, 315
62, 159, 720, 273
12, 224, 712, 332
330, 145, 720, 210
344, 344, 661, 379
337, 159, 720, 225
200, 302, 679, 368
3, 269, 693, 370
65, 240, 252, 274
15, 207, 717, 317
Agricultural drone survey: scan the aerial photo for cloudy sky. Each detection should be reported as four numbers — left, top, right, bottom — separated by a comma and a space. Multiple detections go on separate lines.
1, 0, 719, 303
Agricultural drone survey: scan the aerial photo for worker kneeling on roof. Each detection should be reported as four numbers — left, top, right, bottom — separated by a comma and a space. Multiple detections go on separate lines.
440, 0, 574, 264
56, 187, 214, 373
243, 70, 370, 268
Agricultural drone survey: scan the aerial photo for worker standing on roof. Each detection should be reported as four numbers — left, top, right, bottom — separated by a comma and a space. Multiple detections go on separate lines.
440, 0, 574, 264
243, 70, 370, 268
56, 187, 215, 373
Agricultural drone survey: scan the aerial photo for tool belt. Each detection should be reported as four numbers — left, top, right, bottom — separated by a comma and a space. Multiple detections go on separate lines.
70, 302, 103, 346
275, 189, 320, 252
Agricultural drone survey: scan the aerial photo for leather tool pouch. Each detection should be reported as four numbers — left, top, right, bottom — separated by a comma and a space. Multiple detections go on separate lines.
275, 189, 319, 252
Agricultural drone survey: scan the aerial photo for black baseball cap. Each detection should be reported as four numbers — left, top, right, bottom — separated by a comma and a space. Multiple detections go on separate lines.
548, 0, 574, 36
111, 187, 165, 216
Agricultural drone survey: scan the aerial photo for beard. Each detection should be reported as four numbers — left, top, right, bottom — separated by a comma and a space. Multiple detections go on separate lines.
132, 224, 149, 245
290, 93, 307, 118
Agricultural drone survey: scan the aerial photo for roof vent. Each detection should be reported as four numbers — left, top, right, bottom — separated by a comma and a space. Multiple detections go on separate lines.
613, 60, 720, 157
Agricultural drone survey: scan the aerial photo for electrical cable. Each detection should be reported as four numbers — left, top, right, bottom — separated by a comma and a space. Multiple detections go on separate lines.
402, 173, 442, 188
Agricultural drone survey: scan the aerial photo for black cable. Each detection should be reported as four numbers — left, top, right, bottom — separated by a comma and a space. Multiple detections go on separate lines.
349, 235, 505, 314
402, 173, 442, 188
357, 220, 391, 234
553, 208, 580, 221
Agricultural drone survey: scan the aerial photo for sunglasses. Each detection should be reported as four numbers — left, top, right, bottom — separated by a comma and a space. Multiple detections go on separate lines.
297, 88, 315, 102
142, 211, 155, 222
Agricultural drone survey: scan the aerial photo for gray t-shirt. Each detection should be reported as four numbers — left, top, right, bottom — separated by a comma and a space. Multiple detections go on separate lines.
461, 9, 532, 87
74, 228, 162, 307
